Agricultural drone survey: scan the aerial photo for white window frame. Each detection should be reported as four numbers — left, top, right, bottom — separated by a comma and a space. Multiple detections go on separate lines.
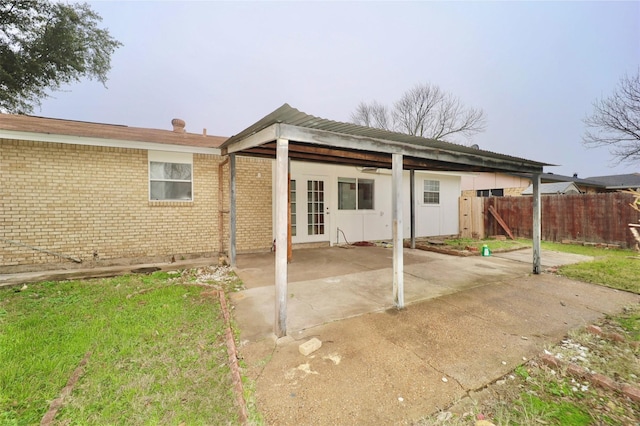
148, 151, 193, 201
338, 177, 375, 210
423, 179, 440, 205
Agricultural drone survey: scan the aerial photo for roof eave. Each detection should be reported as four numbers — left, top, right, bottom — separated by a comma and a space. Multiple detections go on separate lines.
223, 121, 547, 174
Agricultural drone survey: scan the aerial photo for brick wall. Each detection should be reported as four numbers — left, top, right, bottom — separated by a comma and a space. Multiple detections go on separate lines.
235, 156, 273, 252
505, 186, 527, 196
0, 139, 272, 270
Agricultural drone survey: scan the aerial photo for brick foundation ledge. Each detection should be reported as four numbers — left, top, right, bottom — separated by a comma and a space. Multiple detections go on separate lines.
539, 353, 640, 403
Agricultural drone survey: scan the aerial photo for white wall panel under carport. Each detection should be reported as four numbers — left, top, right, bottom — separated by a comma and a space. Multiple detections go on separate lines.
275, 161, 461, 245
407, 172, 460, 237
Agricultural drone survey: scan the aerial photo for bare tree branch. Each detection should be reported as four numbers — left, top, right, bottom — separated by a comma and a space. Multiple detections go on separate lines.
583, 68, 640, 165
351, 82, 486, 144
350, 100, 391, 131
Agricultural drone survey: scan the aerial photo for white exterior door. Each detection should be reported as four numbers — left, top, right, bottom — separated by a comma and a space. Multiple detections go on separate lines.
291, 176, 328, 243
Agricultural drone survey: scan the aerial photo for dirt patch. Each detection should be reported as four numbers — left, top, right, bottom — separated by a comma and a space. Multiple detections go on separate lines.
420, 306, 640, 425
0, 252, 218, 274
404, 237, 529, 257
242, 312, 465, 425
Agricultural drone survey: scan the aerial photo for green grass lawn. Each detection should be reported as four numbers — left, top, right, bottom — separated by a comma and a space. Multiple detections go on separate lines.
541, 241, 640, 294
417, 238, 638, 294
439, 236, 639, 293
0, 271, 243, 425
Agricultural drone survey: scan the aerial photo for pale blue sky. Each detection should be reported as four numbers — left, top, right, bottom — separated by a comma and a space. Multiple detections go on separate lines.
38, 1, 639, 178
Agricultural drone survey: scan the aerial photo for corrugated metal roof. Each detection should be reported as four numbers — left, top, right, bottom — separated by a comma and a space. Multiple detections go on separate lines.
222, 103, 550, 168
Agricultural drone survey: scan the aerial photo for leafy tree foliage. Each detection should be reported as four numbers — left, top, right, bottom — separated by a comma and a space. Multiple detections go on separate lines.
351, 82, 486, 143
0, 0, 122, 113
583, 68, 640, 165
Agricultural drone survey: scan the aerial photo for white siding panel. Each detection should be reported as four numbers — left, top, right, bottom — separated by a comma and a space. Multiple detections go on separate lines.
407, 172, 460, 237
286, 161, 461, 244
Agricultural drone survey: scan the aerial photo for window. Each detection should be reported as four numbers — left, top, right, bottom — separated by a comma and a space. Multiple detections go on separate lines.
338, 178, 374, 210
476, 188, 504, 197
423, 179, 440, 204
149, 152, 193, 201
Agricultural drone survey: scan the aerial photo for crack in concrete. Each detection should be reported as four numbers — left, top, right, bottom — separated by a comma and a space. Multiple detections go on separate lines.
385, 335, 468, 391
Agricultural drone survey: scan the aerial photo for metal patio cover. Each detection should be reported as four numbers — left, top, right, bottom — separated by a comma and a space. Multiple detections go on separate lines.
220, 103, 548, 337
220, 103, 548, 173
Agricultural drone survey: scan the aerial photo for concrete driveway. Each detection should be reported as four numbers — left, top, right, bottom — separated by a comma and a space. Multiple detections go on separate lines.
231, 246, 640, 425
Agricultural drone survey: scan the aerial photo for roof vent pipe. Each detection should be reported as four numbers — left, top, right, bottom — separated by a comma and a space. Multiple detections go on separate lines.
171, 118, 186, 133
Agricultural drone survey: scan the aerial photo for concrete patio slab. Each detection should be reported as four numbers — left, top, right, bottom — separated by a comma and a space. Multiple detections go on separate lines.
232, 246, 638, 425
230, 246, 592, 342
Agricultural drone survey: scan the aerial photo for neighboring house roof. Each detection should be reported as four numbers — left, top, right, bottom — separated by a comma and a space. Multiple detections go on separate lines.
504, 172, 606, 188
522, 182, 582, 195
585, 173, 640, 189
222, 104, 550, 173
539, 172, 606, 188
0, 113, 227, 148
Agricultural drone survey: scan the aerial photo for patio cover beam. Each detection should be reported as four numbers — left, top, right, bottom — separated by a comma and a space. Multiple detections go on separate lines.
238, 144, 535, 173
276, 124, 543, 175
222, 122, 545, 175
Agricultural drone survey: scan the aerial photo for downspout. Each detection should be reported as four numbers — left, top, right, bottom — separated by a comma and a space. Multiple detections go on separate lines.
218, 157, 230, 255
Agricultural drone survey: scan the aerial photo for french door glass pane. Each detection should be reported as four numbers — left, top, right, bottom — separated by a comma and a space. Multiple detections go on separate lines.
307, 180, 325, 236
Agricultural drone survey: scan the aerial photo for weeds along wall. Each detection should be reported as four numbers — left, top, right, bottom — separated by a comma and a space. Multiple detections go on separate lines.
0, 139, 273, 270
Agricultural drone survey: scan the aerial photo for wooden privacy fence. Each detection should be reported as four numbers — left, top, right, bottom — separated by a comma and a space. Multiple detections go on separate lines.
459, 192, 640, 248
459, 196, 485, 239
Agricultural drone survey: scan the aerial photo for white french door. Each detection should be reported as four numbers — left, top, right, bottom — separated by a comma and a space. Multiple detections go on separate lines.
291, 177, 328, 243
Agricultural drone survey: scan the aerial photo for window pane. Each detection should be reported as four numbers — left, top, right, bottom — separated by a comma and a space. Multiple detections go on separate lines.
149, 162, 166, 179
423, 192, 440, 204
338, 178, 356, 210
424, 180, 440, 192
150, 181, 192, 200
358, 179, 374, 210
423, 180, 440, 205
150, 162, 191, 180
168, 163, 191, 180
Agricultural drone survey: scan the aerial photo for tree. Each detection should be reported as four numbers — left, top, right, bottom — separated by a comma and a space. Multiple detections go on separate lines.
351, 82, 486, 143
352, 100, 392, 131
0, 0, 122, 114
583, 68, 640, 165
